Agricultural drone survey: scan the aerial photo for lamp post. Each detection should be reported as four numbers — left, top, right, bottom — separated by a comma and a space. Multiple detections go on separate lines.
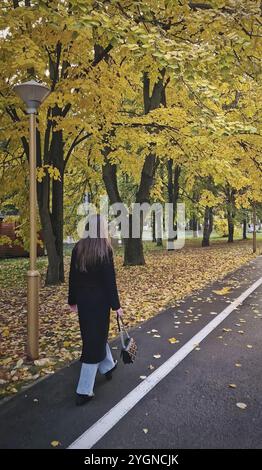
13, 80, 50, 360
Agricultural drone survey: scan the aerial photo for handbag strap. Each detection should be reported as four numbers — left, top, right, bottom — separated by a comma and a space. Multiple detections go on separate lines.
117, 315, 130, 348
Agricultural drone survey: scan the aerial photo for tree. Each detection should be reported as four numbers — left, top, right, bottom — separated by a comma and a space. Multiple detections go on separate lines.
0, 0, 144, 282
1, 0, 261, 277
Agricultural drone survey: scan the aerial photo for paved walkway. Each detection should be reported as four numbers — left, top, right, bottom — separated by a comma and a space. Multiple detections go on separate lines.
0, 256, 261, 449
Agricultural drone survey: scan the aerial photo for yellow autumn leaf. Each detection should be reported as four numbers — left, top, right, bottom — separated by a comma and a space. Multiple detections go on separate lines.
51, 440, 61, 447
168, 337, 179, 344
213, 287, 232, 295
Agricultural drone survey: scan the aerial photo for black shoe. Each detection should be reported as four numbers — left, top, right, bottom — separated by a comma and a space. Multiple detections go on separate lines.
105, 360, 118, 381
76, 393, 94, 406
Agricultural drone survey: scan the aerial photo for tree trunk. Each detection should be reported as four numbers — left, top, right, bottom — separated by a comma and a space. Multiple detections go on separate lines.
123, 214, 145, 265
124, 149, 157, 264
153, 211, 163, 246
202, 206, 213, 247
37, 176, 60, 285
152, 211, 157, 243
209, 208, 214, 234
46, 181, 64, 283
123, 237, 145, 265
167, 159, 174, 248
152, 211, 163, 246
189, 216, 198, 237
192, 214, 199, 238
36, 117, 65, 285
123, 71, 165, 263
227, 210, 234, 243
48, 128, 64, 283
167, 159, 181, 249
225, 186, 236, 244
242, 217, 247, 240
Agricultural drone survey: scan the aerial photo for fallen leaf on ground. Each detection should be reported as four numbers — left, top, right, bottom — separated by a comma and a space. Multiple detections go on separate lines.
168, 337, 179, 344
236, 403, 247, 410
34, 358, 53, 367
213, 287, 232, 295
51, 440, 61, 447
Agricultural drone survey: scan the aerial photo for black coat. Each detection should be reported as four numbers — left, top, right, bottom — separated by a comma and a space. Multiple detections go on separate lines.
68, 245, 120, 363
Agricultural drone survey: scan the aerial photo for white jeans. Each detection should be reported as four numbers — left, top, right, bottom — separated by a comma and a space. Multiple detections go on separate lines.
76, 343, 115, 396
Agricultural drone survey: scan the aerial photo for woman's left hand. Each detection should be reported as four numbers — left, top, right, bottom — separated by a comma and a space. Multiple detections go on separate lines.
69, 304, 78, 313
116, 307, 123, 317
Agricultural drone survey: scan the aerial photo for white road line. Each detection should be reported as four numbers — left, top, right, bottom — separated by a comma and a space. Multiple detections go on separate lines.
68, 276, 262, 450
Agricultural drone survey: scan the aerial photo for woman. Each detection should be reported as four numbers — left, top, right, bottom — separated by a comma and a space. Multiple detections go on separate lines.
68, 214, 123, 406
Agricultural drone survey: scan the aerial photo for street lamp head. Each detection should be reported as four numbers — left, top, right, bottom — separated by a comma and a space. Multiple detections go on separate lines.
13, 79, 50, 114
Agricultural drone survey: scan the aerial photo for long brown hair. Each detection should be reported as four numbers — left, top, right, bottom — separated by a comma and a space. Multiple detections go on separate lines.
75, 214, 112, 272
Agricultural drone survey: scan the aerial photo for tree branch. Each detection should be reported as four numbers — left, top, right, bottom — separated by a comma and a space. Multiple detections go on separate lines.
64, 130, 91, 167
